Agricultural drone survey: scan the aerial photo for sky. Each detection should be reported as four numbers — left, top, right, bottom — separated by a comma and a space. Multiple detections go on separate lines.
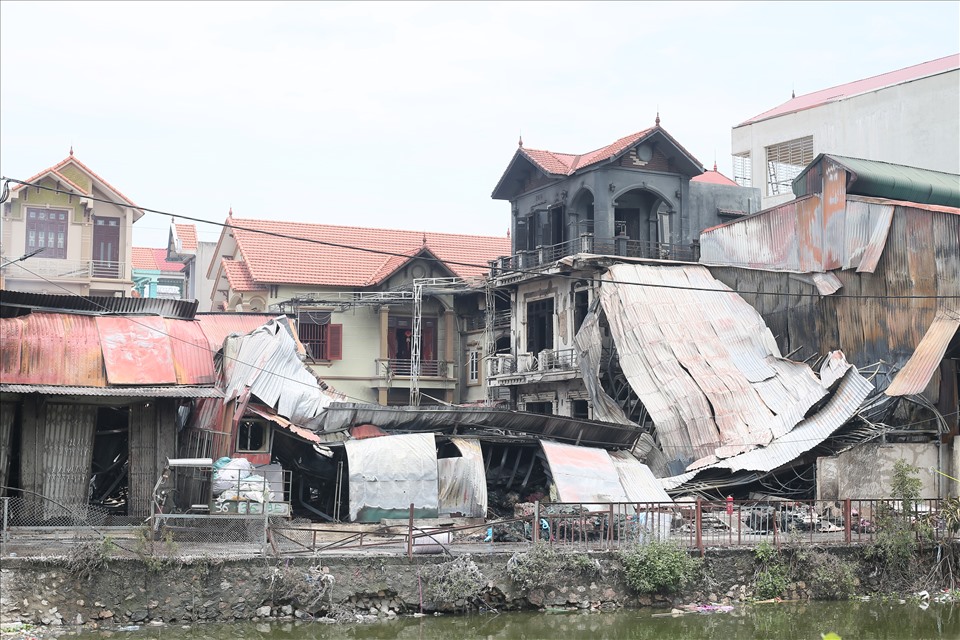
1, 1, 958, 250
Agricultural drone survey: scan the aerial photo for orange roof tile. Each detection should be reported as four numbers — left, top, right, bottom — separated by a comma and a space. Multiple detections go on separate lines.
221, 258, 267, 292
691, 165, 738, 186
174, 223, 198, 251
132, 247, 185, 272
521, 129, 655, 176
226, 218, 510, 287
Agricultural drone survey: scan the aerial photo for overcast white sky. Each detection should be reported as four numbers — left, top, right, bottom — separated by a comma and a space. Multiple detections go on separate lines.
2, 1, 958, 249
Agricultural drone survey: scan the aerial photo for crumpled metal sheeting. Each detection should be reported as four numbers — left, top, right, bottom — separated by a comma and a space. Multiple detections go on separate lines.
599, 264, 828, 465
540, 440, 629, 503
886, 308, 960, 396
345, 433, 438, 522
221, 318, 337, 425
573, 308, 636, 427
609, 450, 672, 503
437, 438, 487, 518
684, 367, 873, 476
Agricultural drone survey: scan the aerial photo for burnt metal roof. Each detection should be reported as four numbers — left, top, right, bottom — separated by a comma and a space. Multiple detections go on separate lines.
0, 385, 223, 397
0, 289, 198, 320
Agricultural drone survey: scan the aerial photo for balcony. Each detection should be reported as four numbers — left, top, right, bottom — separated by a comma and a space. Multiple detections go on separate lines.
487, 348, 580, 386
376, 359, 452, 379
463, 309, 512, 332
488, 234, 700, 279
1, 258, 126, 281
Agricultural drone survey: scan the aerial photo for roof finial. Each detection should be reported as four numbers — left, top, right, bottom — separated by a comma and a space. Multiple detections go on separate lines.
69, 144, 74, 156
713, 161, 718, 172
422, 232, 427, 245
791, 85, 795, 99
518, 131, 523, 147
228, 206, 233, 216
655, 111, 660, 126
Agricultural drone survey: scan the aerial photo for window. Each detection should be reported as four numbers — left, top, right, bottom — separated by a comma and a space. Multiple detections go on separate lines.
297, 310, 342, 361
236, 418, 269, 452
732, 152, 752, 187
574, 290, 589, 334
765, 136, 813, 196
525, 401, 553, 415
526, 298, 554, 354
25, 207, 69, 259
571, 400, 589, 420
467, 350, 480, 385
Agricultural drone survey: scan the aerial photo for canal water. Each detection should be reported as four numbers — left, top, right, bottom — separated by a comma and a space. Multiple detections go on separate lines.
66, 601, 960, 640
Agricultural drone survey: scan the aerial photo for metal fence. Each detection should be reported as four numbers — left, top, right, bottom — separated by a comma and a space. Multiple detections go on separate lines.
2, 496, 954, 557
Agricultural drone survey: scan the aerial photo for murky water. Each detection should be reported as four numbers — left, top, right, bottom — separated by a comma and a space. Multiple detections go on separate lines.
59, 601, 960, 640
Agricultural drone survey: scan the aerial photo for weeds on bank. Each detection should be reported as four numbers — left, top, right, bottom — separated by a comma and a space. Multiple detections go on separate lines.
64, 536, 114, 581
421, 555, 486, 610
506, 545, 601, 592
618, 541, 701, 595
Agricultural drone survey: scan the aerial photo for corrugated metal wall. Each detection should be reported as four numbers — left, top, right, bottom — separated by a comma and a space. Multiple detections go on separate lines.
129, 402, 158, 518
41, 404, 96, 519
0, 402, 14, 497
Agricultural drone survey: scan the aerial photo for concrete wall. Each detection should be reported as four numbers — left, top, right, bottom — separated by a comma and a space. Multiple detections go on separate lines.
732, 69, 960, 211
816, 442, 941, 500
687, 182, 761, 236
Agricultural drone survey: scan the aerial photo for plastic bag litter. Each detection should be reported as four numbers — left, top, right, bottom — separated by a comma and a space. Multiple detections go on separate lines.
212, 458, 254, 495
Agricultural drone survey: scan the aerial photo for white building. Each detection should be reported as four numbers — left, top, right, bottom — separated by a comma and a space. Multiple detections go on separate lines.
731, 54, 959, 211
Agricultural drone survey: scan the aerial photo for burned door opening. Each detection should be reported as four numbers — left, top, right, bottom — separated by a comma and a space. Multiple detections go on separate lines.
89, 406, 130, 514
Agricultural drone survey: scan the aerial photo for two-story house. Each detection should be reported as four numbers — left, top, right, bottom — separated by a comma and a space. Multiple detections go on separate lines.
207, 215, 510, 406
486, 121, 760, 424
1, 150, 142, 297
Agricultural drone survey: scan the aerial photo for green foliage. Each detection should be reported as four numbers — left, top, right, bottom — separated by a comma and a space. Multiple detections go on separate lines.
134, 525, 180, 573
804, 552, 858, 600
755, 564, 790, 599
618, 541, 701, 595
506, 545, 601, 592
754, 540, 777, 564
64, 536, 114, 581
890, 459, 922, 515
941, 497, 960, 534
422, 555, 486, 608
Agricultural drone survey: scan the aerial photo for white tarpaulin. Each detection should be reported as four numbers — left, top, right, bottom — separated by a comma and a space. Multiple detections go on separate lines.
437, 438, 488, 518
345, 433, 438, 522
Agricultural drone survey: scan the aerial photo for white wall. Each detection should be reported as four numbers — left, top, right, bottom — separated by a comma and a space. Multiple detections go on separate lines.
733, 70, 960, 210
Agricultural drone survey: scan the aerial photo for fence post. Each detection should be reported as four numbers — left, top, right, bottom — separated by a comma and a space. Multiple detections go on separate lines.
608, 504, 614, 548
1, 497, 8, 543
407, 503, 414, 560
695, 498, 704, 556
533, 501, 540, 544
843, 499, 852, 544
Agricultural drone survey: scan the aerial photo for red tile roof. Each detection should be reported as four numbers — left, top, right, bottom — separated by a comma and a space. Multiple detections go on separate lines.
174, 223, 198, 251
739, 54, 959, 126
221, 258, 267, 292
132, 247, 186, 272
691, 164, 738, 186
12, 153, 141, 209
226, 218, 511, 287
521, 128, 655, 176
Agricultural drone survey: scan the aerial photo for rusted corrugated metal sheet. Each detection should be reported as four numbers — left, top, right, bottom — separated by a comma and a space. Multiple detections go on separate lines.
700, 195, 899, 275
598, 263, 827, 468
164, 319, 216, 385
96, 316, 177, 385
345, 433, 438, 522
437, 438, 487, 518
0, 385, 222, 397
540, 440, 629, 503
41, 403, 96, 519
609, 450, 672, 503
195, 313, 305, 354
351, 424, 390, 439
886, 309, 960, 396
247, 404, 326, 444
0, 313, 105, 386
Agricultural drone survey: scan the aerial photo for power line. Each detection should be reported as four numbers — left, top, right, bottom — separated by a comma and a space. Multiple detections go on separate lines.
4, 177, 958, 301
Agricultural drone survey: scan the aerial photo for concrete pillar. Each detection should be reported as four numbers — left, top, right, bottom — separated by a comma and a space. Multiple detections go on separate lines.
378, 308, 390, 406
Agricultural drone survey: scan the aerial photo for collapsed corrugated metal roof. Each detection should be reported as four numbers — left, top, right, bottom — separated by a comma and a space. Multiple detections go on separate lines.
345, 433, 439, 522
221, 318, 344, 426
0, 385, 223, 397
194, 313, 304, 354
886, 308, 960, 396
662, 366, 873, 493
0, 312, 218, 393
596, 263, 830, 469
609, 450, 673, 503
541, 440, 630, 503
312, 403, 642, 448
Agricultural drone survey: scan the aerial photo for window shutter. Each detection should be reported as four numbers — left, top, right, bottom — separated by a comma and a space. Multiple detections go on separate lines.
327, 324, 343, 360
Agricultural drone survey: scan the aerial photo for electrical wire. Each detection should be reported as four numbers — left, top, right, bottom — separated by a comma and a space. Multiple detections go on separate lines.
4, 177, 958, 300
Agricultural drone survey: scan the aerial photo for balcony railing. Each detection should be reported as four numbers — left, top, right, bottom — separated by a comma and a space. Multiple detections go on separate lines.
464, 310, 512, 332
376, 359, 450, 379
489, 234, 700, 278
488, 348, 579, 378
1, 258, 126, 280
